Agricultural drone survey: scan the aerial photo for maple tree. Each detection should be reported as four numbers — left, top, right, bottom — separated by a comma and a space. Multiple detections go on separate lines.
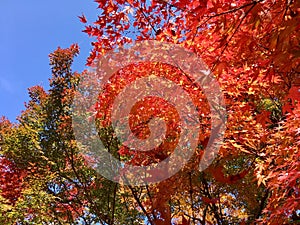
1, 0, 300, 224
80, 0, 300, 224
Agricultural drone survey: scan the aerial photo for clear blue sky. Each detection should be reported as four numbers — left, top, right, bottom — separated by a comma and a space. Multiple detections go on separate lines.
0, 1, 99, 121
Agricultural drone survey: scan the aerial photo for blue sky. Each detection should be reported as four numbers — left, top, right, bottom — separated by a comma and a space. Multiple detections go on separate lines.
0, 1, 99, 121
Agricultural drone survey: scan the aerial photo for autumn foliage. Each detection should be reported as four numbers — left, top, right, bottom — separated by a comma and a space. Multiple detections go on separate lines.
1, 0, 300, 224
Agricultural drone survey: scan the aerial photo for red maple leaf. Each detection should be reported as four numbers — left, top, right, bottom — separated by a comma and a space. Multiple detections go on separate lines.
78, 14, 87, 23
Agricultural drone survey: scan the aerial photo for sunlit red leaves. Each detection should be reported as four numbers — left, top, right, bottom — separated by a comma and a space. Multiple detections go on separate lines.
52, 183, 85, 222
258, 102, 300, 223
125, 96, 181, 164
78, 14, 87, 23
0, 156, 27, 205
94, 62, 210, 167
80, 1, 300, 223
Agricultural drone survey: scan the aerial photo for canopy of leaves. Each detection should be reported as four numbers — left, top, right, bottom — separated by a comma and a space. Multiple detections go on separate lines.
0, 0, 299, 224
